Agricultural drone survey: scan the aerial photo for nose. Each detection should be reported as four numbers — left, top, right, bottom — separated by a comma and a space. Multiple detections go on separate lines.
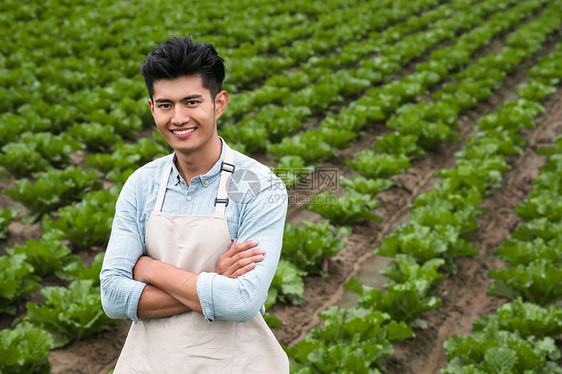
171, 106, 191, 126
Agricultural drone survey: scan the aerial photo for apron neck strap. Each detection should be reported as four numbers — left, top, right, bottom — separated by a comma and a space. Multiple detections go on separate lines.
154, 163, 172, 213
153, 143, 234, 215
214, 144, 234, 216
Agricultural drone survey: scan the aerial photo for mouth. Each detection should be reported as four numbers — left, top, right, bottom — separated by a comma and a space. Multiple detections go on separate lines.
171, 128, 197, 138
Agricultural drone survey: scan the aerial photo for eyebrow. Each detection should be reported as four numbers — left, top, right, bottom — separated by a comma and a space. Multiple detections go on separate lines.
154, 94, 204, 103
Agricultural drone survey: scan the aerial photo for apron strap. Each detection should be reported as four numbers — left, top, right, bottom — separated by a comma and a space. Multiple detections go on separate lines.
214, 144, 234, 216
154, 163, 173, 213
154, 144, 234, 215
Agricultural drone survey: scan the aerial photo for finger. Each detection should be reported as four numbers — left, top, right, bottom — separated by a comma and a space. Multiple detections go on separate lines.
228, 238, 238, 251
232, 240, 259, 254
224, 253, 264, 278
232, 262, 257, 278
219, 240, 263, 275
232, 247, 265, 263
234, 253, 265, 269
219, 248, 264, 274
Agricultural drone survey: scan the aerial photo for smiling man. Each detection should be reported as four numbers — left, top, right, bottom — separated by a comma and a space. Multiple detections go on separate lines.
150, 75, 227, 184
100, 36, 289, 373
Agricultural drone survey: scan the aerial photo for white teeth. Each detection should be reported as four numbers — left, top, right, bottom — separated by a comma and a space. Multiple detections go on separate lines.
173, 128, 196, 135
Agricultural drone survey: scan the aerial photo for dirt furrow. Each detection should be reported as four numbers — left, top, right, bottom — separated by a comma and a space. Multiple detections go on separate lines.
267, 16, 562, 351
385, 85, 562, 374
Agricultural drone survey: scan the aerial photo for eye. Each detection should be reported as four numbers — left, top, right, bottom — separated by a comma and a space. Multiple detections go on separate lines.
158, 104, 171, 109
186, 100, 199, 106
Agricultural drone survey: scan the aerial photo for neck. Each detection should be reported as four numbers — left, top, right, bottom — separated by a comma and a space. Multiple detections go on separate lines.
175, 137, 222, 185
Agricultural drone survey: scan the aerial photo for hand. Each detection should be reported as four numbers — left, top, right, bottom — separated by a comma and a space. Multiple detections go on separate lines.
215, 239, 265, 279
133, 256, 158, 283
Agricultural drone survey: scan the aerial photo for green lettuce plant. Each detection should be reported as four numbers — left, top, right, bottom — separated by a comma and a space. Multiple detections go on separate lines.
0, 322, 53, 374
21, 280, 115, 348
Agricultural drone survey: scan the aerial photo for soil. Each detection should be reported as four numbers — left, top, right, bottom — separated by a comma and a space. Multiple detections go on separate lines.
386, 86, 562, 374
36, 85, 561, 374
2, 13, 562, 374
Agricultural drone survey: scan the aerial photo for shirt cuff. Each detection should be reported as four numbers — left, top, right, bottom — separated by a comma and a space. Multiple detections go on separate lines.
128, 282, 147, 323
196, 272, 217, 322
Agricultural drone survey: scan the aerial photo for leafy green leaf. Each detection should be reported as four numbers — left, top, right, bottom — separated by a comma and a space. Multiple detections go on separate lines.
339, 175, 394, 197
0, 254, 40, 314
22, 280, 115, 348
268, 134, 336, 163
282, 220, 344, 274
0, 132, 84, 177
374, 132, 425, 157
272, 156, 314, 189
3, 166, 102, 217
515, 190, 562, 223
0, 207, 19, 240
0, 322, 53, 374
376, 223, 477, 272
345, 150, 411, 179
345, 279, 442, 324
495, 237, 562, 267
7, 237, 70, 277
484, 298, 562, 339
85, 139, 167, 183
488, 259, 562, 305
443, 317, 562, 373
68, 122, 120, 152
267, 260, 305, 307
42, 189, 117, 250
263, 312, 282, 328
483, 347, 517, 372
305, 190, 381, 226
380, 254, 447, 290
55, 253, 105, 286
516, 79, 556, 101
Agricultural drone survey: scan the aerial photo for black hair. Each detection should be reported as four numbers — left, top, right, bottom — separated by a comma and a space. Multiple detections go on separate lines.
140, 35, 226, 100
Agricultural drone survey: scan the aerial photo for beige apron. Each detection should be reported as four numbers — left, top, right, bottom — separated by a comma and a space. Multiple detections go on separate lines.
114, 145, 289, 373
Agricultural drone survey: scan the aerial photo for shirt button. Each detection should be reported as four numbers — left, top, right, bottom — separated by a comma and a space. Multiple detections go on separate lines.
204, 180, 209, 186
186, 196, 192, 201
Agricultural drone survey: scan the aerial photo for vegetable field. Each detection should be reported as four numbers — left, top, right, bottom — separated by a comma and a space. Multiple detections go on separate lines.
1, 0, 562, 372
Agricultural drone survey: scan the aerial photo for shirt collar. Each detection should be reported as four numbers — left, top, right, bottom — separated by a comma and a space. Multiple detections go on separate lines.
170, 137, 227, 187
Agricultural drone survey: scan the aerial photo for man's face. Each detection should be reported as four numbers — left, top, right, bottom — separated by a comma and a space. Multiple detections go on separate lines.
149, 75, 227, 155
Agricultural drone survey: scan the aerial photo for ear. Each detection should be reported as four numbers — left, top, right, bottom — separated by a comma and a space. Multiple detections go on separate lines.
213, 90, 229, 120
148, 98, 155, 117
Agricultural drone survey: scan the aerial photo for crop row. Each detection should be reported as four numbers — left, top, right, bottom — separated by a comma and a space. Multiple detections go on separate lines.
266, 0, 557, 308
0, 0, 554, 332
1, 3, 457, 370
0, 0, 452, 183
221, 0, 452, 123
0, 0, 485, 318
221, 0, 519, 157
0, 0, 428, 148
262, 0, 546, 186
441, 43, 562, 373
0, 1, 560, 373
0, 0, 524, 240
443, 137, 562, 372
286, 5, 562, 372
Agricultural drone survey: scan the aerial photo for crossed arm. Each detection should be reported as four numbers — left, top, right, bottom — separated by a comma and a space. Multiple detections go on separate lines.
134, 239, 266, 318
100, 162, 288, 323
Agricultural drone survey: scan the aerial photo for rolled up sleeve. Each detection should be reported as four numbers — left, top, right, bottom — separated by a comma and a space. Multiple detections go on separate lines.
100, 175, 148, 322
197, 172, 287, 322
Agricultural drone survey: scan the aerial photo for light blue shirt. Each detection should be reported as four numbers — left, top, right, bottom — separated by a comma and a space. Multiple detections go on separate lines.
100, 138, 288, 323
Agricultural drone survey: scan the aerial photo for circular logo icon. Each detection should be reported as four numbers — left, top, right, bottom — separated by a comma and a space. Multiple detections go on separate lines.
227, 168, 261, 204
